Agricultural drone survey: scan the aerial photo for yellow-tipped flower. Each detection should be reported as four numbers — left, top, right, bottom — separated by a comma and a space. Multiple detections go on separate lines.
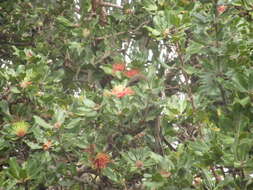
12, 121, 30, 137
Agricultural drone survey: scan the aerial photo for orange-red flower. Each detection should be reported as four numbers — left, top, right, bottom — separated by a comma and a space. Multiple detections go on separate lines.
92, 153, 111, 169
112, 63, 125, 72
111, 85, 134, 98
217, 5, 227, 14
43, 140, 52, 151
116, 88, 134, 98
124, 69, 140, 78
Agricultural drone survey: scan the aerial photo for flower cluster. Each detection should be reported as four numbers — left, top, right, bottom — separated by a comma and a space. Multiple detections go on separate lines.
124, 69, 140, 78
111, 85, 134, 98
112, 63, 140, 78
92, 153, 111, 169
112, 63, 125, 72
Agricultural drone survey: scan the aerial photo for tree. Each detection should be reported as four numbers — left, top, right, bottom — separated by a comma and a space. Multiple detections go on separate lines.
0, 0, 253, 189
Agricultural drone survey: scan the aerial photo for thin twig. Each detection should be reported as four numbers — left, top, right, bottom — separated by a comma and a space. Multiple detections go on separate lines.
101, 2, 123, 9
175, 42, 196, 111
154, 116, 164, 155
0, 40, 34, 47
162, 136, 176, 151
95, 20, 150, 41
211, 167, 221, 183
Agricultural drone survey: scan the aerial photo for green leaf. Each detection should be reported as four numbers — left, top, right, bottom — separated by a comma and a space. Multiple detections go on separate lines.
75, 106, 97, 117
100, 65, 113, 75
248, 70, 253, 92
83, 98, 96, 108
202, 169, 215, 189
10, 87, 20, 94
234, 96, 250, 107
8, 158, 21, 179
166, 10, 180, 26
33, 116, 53, 129
51, 69, 65, 82
144, 26, 161, 36
24, 140, 41, 150
103, 168, 118, 182
0, 100, 11, 116
65, 118, 82, 129
69, 42, 84, 55
144, 181, 164, 189
143, 0, 158, 11
19, 168, 28, 180
56, 16, 74, 27
54, 107, 66, 123
231, 73, 248, 92
26, 159, 41, 179
186, 41, 204, 55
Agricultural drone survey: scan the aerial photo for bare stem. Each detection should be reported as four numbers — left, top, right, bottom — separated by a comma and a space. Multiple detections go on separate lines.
101, 2, 123, 9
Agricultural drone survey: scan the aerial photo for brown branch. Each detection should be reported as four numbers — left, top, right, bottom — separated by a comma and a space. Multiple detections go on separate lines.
94, 49, 124, 65
77, 165, 97, 176
0, 40, 34, 47
95, 20, 150, 41
175, 42, 196, 111
211, 167, 221, 183
162, 136, 176, 151
100, 2, 123, 9
56, 135, 75, 163
154, 116, 164, 155
0, 87, 10, 100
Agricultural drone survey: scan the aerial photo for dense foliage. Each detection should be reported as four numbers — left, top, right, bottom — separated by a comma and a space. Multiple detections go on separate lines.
0, 0, 253, 189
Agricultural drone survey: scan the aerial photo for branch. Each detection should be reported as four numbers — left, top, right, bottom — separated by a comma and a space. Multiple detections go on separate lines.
211, 167, 221, 183
217, 82, 228, 106
95, 20, 150, 41
0, 40, 34, 47
100, 2, 123, 9
175, 42, 196, 111
77, 165, 97, 176
153, 116, 164, 155
93, 49, 125, 65
162, 136, 176, 151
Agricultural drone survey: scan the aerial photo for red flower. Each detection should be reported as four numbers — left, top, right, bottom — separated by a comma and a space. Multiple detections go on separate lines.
111, 85, 134, 98
124, 69, 140, 78
112, 63, 125, 72
92, 153, 111, 169
217, 5, 227, 14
